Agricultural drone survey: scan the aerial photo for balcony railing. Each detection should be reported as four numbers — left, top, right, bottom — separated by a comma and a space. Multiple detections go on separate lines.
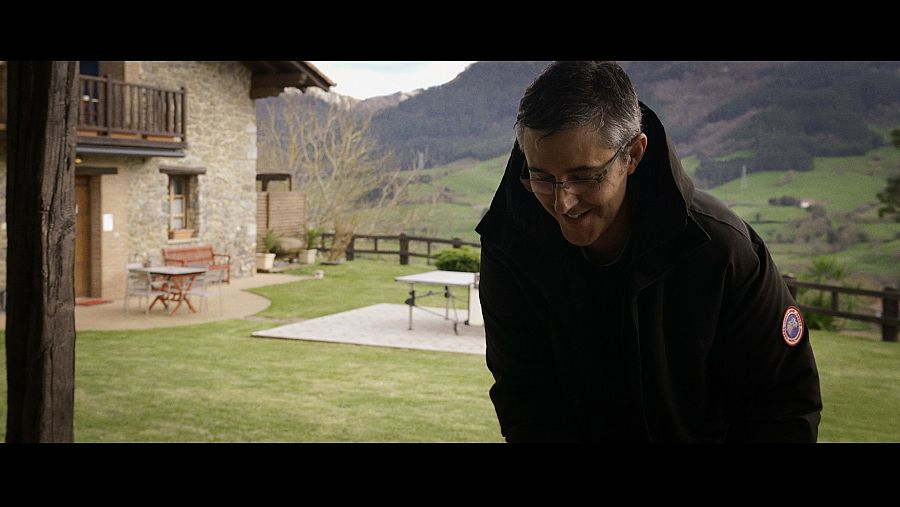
1, 74, 187, 148
77, 75, 187, 146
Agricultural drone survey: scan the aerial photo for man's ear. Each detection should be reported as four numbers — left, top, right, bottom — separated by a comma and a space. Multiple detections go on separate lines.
626, 133, 648, 176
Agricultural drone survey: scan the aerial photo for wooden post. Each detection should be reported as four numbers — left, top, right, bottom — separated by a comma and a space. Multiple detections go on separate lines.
399, 233, 409, 265
345, 235, 355, 261
883, 287, 898, 343
5, 61, 79, 442
180, 86, 187, 144
103, 74, 111, 136
426, 241, 432, 266
784, 274, 798, 300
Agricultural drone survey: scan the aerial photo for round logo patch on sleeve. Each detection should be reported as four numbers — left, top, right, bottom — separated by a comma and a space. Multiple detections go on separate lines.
782, 306, 804, 346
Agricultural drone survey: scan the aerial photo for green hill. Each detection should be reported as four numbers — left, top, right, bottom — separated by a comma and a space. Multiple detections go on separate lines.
371, 61, 552, 169
370, 61, 900, 183
356, 155, 508, 243
400, 142, 899, 291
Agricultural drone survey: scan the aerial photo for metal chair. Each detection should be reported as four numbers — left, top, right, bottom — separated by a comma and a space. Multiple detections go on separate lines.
124, 263, 169, 316
186, 266, 224, 315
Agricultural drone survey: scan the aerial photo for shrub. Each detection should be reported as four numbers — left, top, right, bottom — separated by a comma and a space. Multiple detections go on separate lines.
305, 228, 323, 249
798, 257, 857, 331
769, 195, 800, 207
434, 247, 481, 272
263, 229, 280, 254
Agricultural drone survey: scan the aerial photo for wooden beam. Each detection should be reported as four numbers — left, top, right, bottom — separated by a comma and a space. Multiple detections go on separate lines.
250, 86, 289, 100
75, 166, 118, 176
251, 72, 310, 89
5, 61, 79, 443
158, 165, 206, 175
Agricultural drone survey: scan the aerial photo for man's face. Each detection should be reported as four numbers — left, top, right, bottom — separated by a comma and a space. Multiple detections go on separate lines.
520, 126, 643, 250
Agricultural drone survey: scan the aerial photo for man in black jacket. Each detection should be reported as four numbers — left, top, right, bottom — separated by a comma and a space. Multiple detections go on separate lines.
476, 61, 822, 442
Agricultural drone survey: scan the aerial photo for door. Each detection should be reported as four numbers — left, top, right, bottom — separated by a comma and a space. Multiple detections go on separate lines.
75, 176, 91, 297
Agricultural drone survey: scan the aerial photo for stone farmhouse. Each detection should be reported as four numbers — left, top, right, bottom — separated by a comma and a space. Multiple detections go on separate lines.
0, 61, 333, 300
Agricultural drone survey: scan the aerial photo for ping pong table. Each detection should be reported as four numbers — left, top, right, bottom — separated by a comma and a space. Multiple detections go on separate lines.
394, 270, 483, 334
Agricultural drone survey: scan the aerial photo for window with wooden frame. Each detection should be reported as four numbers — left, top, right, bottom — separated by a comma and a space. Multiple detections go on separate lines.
168, 175, 190, 231
160, 166, 204, 240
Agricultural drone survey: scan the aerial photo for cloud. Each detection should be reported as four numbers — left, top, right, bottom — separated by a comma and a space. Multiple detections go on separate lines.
312, 61, 476, 100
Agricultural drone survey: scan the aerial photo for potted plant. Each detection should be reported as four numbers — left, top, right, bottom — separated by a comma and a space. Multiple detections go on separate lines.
256, 229, 279, 271
304, 228, 322, 265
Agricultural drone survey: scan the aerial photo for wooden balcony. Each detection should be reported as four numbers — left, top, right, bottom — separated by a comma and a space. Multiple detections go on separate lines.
76, 75, 187, 151
1, 74, 187, 154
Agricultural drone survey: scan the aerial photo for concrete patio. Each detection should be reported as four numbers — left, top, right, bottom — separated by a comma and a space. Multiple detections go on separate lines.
252, 303, 486, 355
0, 272, 307, 332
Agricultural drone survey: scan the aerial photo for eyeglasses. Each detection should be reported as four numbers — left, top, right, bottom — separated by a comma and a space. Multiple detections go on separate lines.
520, 137, 635, 196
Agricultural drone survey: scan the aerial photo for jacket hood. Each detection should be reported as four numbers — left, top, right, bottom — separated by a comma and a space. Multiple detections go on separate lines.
476, 102, 696, 258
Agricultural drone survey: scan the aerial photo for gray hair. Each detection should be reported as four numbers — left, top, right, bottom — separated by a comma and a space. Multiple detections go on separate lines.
515, 61, 642, 150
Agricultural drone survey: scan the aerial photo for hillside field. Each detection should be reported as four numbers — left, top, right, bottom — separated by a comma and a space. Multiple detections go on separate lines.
378, 139, 898, 293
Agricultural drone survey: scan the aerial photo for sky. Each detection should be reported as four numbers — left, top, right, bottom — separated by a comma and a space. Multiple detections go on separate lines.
310, 61, 477, 100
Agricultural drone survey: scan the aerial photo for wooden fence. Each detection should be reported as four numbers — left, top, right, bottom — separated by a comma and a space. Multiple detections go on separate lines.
307, 236, 900, 342
783, 275, 899, 342
318, 232, 479, 265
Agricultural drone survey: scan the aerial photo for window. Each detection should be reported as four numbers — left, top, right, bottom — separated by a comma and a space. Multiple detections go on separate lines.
169, 175, 190, 231
160, 166, 204, 238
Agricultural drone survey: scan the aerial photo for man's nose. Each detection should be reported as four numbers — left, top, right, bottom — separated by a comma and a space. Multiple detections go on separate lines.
553, 185, 579, 214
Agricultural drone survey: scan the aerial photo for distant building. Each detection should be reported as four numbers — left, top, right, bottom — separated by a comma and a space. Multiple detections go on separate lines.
0, 61, 334, 299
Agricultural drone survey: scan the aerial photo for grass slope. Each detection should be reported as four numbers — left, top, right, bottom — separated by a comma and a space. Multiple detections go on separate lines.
0, 259, 896, 442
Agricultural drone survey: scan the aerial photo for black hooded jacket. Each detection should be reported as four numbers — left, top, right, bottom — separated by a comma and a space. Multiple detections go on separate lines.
475, 103, 823, 442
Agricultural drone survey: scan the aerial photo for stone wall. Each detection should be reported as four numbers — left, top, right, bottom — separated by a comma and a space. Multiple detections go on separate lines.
127, 61, 259, 278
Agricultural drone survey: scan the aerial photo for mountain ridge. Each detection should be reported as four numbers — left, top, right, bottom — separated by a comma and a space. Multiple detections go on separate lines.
265, 61, 900, 182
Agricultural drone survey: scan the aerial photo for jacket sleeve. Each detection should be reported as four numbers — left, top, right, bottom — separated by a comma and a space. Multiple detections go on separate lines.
480, 240, 582, 442
716, 227, 823, 442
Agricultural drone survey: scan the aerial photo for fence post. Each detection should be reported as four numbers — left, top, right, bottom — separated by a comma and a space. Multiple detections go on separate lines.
345, 235, 355, 261
883, 287, 898, 342
426, 241, 432, 265
399, 233, 409, 265
784, 274, 798, 300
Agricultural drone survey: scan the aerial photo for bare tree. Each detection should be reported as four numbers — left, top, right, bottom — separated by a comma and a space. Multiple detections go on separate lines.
258, 93, 437, 261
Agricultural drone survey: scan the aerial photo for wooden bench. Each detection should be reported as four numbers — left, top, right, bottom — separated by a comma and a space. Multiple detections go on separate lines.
162, 245, 231, 284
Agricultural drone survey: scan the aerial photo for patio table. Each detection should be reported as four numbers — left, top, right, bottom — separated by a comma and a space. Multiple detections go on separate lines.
131, 266, 207, 315
394, 270, 481, 334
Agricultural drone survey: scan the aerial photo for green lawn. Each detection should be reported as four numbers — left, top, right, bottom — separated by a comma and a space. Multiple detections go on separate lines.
61, 320, 499, 442
249, 258, 455, 320
1, 258, 897, 442
812, 330, 900, 442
